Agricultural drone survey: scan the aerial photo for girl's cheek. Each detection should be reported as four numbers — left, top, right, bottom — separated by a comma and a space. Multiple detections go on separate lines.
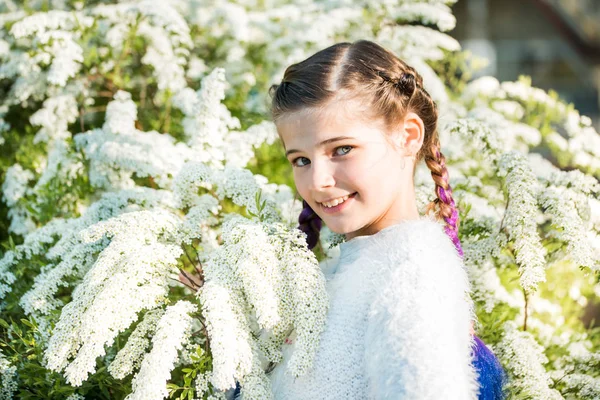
293, 172, 310, 201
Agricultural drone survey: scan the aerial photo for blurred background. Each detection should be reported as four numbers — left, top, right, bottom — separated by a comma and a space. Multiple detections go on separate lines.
451, 0, 600, 129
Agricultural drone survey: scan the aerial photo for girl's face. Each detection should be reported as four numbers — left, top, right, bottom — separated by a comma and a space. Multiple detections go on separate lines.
277, 99, 424, 240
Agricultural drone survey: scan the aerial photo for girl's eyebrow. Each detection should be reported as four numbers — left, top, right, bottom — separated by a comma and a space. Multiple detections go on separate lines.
285, 136, 356, 157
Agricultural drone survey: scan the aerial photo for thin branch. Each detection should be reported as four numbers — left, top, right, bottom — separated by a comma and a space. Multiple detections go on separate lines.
179, 268, 200, 291
523, 287, 529, 331
499, 197, 510, 234
183, 246, 196, 268
170, 276, 195, 292
182, 246, 204, 287
161, 94, 172, 133
199, 317, 210, 352
79, 106, 85, 133
195, 252, 205, 278
80, 106, 107, 118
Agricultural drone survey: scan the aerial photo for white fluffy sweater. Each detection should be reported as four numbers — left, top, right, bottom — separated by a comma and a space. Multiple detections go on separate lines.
267, 216, 480, 399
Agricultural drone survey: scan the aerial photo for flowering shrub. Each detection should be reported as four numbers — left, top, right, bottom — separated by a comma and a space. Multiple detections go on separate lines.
0, 0, 599, 399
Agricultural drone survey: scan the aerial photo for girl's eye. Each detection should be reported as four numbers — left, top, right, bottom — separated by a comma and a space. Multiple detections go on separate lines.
334, 145, 353, 156
291, 145, 353, 168
292, 157, 310, 167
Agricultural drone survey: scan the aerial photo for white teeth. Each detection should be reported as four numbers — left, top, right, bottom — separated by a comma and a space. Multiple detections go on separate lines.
322, 194, 350, 208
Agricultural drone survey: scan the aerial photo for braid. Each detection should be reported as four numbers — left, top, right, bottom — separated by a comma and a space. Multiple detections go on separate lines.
381, 66, 464, 259
298, 199, 322, 250
423, 139, 463, 258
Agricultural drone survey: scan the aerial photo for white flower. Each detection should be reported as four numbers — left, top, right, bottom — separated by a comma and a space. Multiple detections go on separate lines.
15, 188, 175, 312
389, 3, 456, 32
497, 151, 547, 293
496, 321, 563, 399
29, 94, 78, 144
108, 308, 165, 380
44, 210, 183, 386
0, 349, 18, 399
126, 301, 197, 400
538, 185, 598, 271
2, 164, 34, 207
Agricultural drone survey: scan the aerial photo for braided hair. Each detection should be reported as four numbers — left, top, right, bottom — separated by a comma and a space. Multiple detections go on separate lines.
269, 40, 506, 399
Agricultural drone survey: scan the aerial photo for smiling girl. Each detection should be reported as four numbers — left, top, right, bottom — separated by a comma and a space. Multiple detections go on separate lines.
234, 40, 506, 400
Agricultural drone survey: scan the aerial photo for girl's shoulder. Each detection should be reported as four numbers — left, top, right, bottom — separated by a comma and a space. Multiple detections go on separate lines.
376, 215, 458, 261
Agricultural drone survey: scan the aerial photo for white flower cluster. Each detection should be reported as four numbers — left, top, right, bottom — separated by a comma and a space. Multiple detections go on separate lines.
496, 321, 563, 399
136, 0, 192, 92
9, 11, 93, 88
10, 188, 175, 316
9, 10, 92, 38
0, 350, 17, 399
173, 68, 241, 166
224, 121, 279, 168
386, 2, 456, 32
467, 107, 542, 153
44, 209, 184, 386
377, 24, 460, 63
32, 139, 85, 200
2, 163, 33, 207
64, 394, 84, 400
46, 210, 182, 386
74, 91, 196, 190
89, 1, 191, 92
29, 94, 78, 144
538, 185, 598, 271
443, 118, 502, 162
173, 161, 285, 226
108, 308, 165, 380
547, 339, 600, 398
126, 301, 197, 400
497, 151, 547, 293
462, 76, 600, 177
1, 163, 36, 236
213, 167, 279, 221
197, 218, 328, 398
193, 370, 216, 399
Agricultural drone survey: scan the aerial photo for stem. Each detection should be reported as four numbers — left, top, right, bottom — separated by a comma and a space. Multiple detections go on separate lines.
199, 317, 210, 353
161, 93, 172, 133
195, 253, 205, 279
80, 106, 107, 118
179, 268, 200, 291
523, 287, 529, 331
79, 107, 84, 133
499, 197, 510, 234
182, 246, 204, 287
170, 276, 195, 292
183, 246, 196, 268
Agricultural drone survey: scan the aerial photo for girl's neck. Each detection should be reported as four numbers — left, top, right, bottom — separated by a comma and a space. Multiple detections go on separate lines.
344, 196, 420, 241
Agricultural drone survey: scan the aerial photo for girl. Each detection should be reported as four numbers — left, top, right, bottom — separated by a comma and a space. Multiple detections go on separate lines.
234, 39, 506, 399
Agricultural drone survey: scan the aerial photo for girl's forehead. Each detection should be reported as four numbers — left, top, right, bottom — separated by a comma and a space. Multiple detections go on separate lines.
277, 101, 386, 148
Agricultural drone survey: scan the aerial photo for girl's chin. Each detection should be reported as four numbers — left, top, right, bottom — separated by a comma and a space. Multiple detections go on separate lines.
323, 222, 355, 236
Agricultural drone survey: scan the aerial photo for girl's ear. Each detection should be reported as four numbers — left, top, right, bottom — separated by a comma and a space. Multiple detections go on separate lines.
401, 112, 425, 156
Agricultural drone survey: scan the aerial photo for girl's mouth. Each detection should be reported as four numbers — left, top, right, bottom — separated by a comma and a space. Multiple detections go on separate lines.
319, 192, 357, 214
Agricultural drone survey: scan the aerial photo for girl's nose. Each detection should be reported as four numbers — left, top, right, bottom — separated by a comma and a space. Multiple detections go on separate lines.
308, 160, 336, 191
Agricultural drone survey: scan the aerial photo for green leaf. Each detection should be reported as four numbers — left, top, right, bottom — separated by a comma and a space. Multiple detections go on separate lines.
179, 389, 188, 400
20, 318, 34, 329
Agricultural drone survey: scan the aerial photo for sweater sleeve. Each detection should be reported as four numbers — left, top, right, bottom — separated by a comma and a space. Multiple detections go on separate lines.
363, 232, 480, 400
